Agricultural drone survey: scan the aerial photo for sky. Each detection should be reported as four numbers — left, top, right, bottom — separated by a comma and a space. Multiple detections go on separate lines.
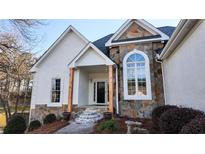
32, 19, 180, 56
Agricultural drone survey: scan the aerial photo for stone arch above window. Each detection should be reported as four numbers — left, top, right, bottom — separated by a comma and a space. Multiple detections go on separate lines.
123, 49, 152, 100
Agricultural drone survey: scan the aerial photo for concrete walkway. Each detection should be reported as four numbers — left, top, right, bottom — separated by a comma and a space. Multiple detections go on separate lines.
55, 121, 95, 134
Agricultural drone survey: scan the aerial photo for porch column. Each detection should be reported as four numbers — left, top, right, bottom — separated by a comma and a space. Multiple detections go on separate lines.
68, 67, 75, 112
108, 65, 114, 113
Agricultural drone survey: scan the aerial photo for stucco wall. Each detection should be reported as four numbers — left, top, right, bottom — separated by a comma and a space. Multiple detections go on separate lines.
31, 31, 87, 108
163, 21, 205, 111
76, 48, 107, 67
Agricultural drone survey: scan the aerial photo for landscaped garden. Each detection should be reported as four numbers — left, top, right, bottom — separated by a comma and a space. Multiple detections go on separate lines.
93, 105, 205, 134
2, 113, 69, 134
2, 105, 205, 134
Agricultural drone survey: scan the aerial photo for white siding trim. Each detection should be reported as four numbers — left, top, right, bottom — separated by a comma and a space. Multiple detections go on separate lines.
108, 38, 163, 46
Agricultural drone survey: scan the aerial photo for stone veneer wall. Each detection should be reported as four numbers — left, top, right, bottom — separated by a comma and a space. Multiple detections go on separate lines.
110, 42, 165, 118
30, 104, 68, 123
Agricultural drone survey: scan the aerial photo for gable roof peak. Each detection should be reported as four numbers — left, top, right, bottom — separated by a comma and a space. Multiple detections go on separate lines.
105, 19, 169, 46
69, 42, 115, 67
30, 25, 90, 72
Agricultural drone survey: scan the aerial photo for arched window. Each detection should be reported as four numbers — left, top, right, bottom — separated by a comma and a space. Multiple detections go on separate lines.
123, 49, 152, 100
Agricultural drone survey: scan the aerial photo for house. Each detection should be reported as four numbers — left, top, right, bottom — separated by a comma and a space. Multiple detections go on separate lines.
29, 19, 175, 122
159, 19, 205, 111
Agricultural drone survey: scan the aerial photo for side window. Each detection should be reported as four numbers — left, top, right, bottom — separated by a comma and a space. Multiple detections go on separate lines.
51, 78, 61, 103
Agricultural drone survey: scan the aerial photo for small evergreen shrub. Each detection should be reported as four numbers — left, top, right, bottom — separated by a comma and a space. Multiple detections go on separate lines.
4, 115, 27, 134
98, 120, 118, 132
159, 107, 204, 134
152, 105, 178, 128
28, 120, 42, 131
180, 116, 205, 134
43, 114, 57, 124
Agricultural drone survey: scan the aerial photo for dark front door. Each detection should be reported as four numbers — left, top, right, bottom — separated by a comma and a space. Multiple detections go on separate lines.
97, 82, 105, 103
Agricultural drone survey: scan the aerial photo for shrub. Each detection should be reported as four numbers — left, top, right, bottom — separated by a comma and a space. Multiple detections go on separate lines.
152, 105, 178, 128
98, 120, 118, 132
4, 115, 27, 134
159, 107, 204, 134
43, 114, 57, 124
28, 120, 42, 131
180, 116, 205, 134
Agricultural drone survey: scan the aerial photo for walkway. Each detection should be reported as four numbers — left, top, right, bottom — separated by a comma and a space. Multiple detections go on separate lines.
55, 108, 104, 134
55, 121, 95, 134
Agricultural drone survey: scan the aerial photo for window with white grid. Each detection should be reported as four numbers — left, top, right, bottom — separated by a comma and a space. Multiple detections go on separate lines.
123, 49, 152, 100
51, 78, 61, 103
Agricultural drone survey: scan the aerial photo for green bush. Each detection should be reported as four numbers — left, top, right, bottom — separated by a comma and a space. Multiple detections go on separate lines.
4, 115, 27, 134
28, 120, 42, 131
152, 105, 178, 128
43, 114, 57, 124
98, 120, 118, 132
159, 107, 204, 134
180, 116, 205, 134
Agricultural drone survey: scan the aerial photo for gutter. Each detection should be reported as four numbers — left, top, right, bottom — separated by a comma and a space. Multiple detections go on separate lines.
159, 19, 200, 60
115, 65, 119, 115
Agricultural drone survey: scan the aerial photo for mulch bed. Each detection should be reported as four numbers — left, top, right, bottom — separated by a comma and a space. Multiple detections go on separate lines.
92, 117, 160, 134
28, 120, 69, 134
134, 118, 160, 134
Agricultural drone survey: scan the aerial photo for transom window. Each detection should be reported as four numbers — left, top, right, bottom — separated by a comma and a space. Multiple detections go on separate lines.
123, 49, 152, 100
51, 78, 61, 103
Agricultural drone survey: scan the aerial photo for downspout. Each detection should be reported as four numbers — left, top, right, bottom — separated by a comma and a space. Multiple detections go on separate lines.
155, 54, 167, 105
115, 65, 119, 115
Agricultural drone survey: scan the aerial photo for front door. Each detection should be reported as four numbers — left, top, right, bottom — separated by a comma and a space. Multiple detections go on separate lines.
97, 82, 105, 103
93, 81, 107, 104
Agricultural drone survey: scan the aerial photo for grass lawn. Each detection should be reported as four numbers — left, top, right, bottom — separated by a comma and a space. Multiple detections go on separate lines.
0, 106, 30, 113
0, 106, 30, 128
0, 113, 6, 127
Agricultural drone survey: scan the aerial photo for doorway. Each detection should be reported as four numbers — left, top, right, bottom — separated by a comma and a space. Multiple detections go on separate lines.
93, 81, 107, 104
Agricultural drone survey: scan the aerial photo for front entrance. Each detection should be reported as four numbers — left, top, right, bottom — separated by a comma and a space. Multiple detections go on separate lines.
93, 81, 108, 104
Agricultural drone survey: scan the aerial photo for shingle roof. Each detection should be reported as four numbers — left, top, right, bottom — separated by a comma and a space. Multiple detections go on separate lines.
93, 26, 176, 55
157, 26, 176, 37
93, 33, 113, 56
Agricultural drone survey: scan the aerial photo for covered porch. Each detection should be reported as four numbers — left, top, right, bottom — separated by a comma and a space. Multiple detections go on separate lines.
67, 43, 118, 114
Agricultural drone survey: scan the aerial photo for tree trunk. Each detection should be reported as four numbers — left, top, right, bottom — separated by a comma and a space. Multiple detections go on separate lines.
3, 77, 12, 122
14, 79, 21, 114
21, 79, 29, 113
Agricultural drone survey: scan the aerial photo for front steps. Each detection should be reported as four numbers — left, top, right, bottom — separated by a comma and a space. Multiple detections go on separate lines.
75, 108, 104, 124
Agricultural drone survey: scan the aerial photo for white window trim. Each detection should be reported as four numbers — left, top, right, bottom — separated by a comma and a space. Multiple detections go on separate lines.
50, 77, 62, 105
123, 49, 152, 100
